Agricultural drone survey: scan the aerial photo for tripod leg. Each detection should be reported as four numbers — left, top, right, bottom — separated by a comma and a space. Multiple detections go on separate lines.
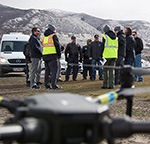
126, 97, 133, 117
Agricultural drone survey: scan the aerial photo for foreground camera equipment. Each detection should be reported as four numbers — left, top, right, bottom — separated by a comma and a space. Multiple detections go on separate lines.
0, 93, 150, 144
0, 65, 150, 144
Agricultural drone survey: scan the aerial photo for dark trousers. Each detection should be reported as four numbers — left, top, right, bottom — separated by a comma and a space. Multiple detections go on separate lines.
103, 58, 116, 88
115, 56, 124, 85
44, 60, 58, 88
25, 64, 29, 83
65, 57, 78, 81
124, 57, 134, 66
83, 59, 92, 79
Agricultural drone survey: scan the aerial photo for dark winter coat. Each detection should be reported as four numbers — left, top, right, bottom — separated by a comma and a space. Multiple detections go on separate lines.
88, 41, 102, 60
82, 45, 90, 60
125, 34, 136, 59
29, 34, 42, 58
23, 43, 31, 63
43, 29, 61, 61
135, 37, 143, 55
117, 30, 126, 57
65, 42, 82, 61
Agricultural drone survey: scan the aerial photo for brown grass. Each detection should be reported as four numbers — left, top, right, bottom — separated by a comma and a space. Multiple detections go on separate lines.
0, 74, 150, 144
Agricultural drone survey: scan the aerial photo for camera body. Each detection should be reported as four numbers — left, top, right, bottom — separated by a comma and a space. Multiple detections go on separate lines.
14, 93, 109, 144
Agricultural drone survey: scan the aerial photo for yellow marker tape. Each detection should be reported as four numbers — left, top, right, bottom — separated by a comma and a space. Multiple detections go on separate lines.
0, 97, 3, 102
97, 91, 118, 104
112, 92, 118, 101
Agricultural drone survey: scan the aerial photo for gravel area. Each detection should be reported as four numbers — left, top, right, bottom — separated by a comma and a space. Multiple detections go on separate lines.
0, 75, 150, 144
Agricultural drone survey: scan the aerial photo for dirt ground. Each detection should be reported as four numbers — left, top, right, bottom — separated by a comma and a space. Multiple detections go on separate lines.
0, 73, 150, 144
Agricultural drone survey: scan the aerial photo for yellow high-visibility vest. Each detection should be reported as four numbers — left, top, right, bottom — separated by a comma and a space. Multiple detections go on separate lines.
102, 34, 118, 58
42, 33, 57, 55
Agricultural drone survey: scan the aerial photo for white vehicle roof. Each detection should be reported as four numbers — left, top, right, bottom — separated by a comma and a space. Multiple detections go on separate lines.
1, 33, 30, 41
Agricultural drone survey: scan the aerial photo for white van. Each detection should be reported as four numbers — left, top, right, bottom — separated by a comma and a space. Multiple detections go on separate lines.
0, 33, 30, 76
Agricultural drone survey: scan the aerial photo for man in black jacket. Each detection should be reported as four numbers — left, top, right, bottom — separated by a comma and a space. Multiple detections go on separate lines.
43, 25, 62, 90
82, 39, 92, 80
29, 27, 42, 89
124, 27, 136, 66
114, 26, 126, 85
133, 31, 143, 82
65, 36, 82, 81
88, 34, 103, 81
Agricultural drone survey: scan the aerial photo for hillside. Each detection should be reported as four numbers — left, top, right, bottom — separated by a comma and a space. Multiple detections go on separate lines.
0, 3, 150, 47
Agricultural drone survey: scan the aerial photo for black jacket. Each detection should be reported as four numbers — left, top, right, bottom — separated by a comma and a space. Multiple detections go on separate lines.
125, 34, 136, 59
82, 45, 90, 60
135, 37, 143, 55
88, 41, 102, 60
43, 29, 61, 61
23, 43, 31, 63
65, 42, 82, 61
101, 31, 117, 58
117, 30, 126, 57
29, 34, 42, 58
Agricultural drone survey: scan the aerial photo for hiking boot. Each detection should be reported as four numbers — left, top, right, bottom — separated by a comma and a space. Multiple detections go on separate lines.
31, 85, 40, 89
36, 82, 43, 85
45, 85, 52, 90
101, 86, 107, 89
52, 85, 62, 90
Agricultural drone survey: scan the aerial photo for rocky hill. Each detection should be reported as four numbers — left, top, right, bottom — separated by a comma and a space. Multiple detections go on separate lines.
0, 4, 150, 47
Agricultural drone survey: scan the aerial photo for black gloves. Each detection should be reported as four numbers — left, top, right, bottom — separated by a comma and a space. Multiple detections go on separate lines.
61, 46, 64, 51
79, 59, 82, 63
65, 58, 68, 62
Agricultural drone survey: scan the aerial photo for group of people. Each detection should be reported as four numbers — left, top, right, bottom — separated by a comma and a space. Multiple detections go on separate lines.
24, 24, 143, 90
24, 25, 62, 90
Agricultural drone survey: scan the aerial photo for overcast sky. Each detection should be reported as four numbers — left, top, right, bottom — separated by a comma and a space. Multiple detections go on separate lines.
0, 0, 150, 22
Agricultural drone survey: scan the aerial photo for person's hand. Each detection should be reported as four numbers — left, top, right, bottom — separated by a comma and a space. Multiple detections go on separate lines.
61, 46, 64, 51
65, 58, 68, 62
100, 57, 103, 62
58, 55, 61, 59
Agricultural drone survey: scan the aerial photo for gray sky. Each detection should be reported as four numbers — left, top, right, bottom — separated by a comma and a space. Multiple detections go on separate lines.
0, 0, 150, 22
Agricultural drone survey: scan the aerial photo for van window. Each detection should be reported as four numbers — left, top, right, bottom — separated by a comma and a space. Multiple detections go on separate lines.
1, 41, 28, 52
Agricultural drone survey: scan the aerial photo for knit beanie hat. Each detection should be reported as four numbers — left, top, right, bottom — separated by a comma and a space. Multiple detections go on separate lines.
48, 24, 55, 32
103, 25, 110, 33
114, 26, 121, 32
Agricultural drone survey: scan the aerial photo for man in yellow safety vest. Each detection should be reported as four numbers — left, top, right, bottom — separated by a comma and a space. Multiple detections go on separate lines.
42, 25, 62, 90
101, 25, 118, 89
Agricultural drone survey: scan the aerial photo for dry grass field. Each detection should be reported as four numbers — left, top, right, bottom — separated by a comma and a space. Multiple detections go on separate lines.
0, 73, 150, 144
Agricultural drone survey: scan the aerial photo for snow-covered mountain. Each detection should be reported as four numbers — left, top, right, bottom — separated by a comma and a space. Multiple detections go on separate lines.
0, 4, 150, 46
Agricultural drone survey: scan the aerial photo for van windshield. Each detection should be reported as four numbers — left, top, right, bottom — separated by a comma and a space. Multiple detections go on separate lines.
1, 41, 28, 52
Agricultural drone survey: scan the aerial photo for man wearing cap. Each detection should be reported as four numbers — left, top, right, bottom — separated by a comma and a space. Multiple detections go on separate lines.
42, 24, 62, 90
114, 26, 126, 85
101, 25, 118, 89
88, 34, 103, 81
82, 39, 92, 80
65, 36, 82, 81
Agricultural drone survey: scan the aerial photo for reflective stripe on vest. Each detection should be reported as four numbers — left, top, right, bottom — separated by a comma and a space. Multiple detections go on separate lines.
42, 34, 57, 55
102, 34, 118, 58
